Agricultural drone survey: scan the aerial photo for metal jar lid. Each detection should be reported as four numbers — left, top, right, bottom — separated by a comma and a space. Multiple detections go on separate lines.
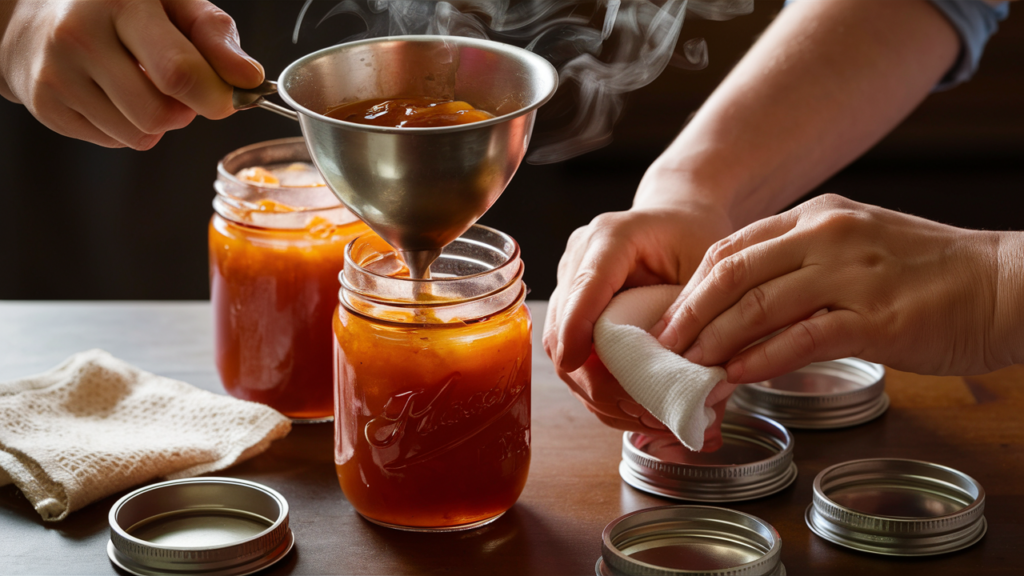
596, 505, 785, 575
805, 458, 986, 556
619, 411, 797, 502
108, 477, 294, 576
729, 358, 888, 429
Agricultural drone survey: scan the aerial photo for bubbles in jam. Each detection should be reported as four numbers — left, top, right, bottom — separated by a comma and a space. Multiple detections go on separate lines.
324, 97, 495, 127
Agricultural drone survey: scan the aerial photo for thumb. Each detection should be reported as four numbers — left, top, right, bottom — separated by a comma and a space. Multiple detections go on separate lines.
163, 0, 265, 90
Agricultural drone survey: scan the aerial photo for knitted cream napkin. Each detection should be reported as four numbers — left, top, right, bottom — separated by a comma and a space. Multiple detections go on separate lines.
0, 349, 291, 521
594, 285, 726, 451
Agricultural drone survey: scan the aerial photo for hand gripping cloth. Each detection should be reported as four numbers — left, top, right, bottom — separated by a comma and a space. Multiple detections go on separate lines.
594, 285, 726, 451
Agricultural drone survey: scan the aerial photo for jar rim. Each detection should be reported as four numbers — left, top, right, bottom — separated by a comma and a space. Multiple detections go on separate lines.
339, 225, 525, 324
343, 224, 520, 286
339, 281, 528, 328
341, 259, 525, 311
215, 137, 344, 215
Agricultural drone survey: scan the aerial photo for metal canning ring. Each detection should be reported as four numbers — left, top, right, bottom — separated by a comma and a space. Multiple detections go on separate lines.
597, 505, 785, 575
805, 458, 986, 556
729, 359, 887, 429
620, 412, 797, 503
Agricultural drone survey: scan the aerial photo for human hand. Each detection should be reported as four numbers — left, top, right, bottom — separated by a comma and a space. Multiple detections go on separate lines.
545, 200, 734, 373
654, 194, 1008, 383
0, 0, 264, 150
556, 351, 738, 451
543, 176, 734, 441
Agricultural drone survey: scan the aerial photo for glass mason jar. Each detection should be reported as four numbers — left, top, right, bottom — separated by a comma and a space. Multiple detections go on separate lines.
210, 137, 369, 422
333, 226, 532, 531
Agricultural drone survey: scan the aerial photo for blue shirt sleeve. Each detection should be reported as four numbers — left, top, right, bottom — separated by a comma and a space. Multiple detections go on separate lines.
929, 1, 1009, 90
782, 0, 1009, 91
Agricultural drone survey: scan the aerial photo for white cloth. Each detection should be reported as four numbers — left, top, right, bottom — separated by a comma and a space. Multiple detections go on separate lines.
0, 349, 291, 521
594, 285, 726, 451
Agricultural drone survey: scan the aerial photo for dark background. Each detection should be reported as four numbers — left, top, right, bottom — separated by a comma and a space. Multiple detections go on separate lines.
1, 0, 1021, 301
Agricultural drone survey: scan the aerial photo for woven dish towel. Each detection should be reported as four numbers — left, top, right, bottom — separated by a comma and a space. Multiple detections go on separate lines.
0, 349, 291, 521
594, 285, 726, 451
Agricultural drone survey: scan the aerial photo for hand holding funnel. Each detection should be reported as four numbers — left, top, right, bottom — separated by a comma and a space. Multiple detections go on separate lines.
235, 36, 558, 278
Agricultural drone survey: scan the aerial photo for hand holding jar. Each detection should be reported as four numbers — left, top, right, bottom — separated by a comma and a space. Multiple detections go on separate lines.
0, 0, 263, 149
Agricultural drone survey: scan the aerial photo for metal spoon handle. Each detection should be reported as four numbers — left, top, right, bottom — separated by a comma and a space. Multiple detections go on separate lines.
232, 80, 298, 121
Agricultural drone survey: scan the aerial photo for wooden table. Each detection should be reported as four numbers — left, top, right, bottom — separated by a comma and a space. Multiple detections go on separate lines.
1, 302, 1021, 575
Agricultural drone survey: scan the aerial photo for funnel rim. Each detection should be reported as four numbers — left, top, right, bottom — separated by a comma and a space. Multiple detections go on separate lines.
277, 34, 559, 135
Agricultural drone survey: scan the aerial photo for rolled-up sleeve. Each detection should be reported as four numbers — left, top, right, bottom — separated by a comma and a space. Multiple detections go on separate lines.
782, 0, 1009, 90
929, 1, 1009, 90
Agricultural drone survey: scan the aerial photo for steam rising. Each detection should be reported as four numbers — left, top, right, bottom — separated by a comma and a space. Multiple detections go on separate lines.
294, 0, 752, 164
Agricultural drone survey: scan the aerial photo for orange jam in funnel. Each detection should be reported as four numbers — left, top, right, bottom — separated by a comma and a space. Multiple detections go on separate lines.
325, 97, 495, 128
333, 226, 531, 530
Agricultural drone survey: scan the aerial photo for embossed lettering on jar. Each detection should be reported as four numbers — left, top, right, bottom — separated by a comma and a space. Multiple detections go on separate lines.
210, 138, 369, 421
333, 227, 531, 531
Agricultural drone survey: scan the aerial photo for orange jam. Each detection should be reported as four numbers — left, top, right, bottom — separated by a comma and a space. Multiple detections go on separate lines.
333, 230, 531, 530
324, 97, 495, 127
210, 154, 369, 421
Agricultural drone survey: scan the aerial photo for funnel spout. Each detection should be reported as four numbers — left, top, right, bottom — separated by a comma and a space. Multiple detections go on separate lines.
277, 36, 558, 273
400, 249, 443, 280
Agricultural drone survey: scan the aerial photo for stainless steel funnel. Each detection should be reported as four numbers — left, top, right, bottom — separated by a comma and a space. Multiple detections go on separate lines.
274, 36, 558, 278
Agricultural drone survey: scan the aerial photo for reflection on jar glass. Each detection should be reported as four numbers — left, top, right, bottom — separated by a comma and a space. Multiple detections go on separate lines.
334, 226, 532, 531
210, 137, 369, 422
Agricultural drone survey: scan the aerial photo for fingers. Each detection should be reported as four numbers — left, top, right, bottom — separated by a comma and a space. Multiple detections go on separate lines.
699, 396, 731, 453
163, 0, 265, 89
542, 294, 561, 361
566, 353, 635, 416
70, 77, 168, 150
682, 266, 832, 366
18, 56, 128, 148
697, 380, 736, 453
680, 211, 800, 302
113, 0, 235, 119
543, 226, 591, 365
557, 233, 635, 371
85, 39, 195, 147
656, 214, 804, 355
556, 353, 668, 434
725, 309, 867, 383
37, 104, 126, 149
704, 380, 738, 408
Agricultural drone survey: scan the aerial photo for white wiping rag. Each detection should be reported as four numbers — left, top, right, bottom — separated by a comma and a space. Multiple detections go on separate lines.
0, 349, 291, 521
594, 285, 726, 451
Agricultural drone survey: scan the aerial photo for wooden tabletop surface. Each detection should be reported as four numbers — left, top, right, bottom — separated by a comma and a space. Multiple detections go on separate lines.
1, 301, 1021, 575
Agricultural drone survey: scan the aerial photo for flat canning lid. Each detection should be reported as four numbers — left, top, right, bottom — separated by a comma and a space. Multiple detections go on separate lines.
107, 477, 293, 575
596, 505, 785, 576
729, 358, 888, 429
805, 458, 986, 556
620, 412, 797, 502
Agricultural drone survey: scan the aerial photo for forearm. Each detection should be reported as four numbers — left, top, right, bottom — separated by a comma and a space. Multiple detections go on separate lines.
994, 232, 1024, 367
636, 0, 960, 227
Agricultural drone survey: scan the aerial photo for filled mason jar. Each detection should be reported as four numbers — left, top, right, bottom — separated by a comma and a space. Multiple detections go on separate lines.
333, 226, 532, 531
210, 137, 369, 422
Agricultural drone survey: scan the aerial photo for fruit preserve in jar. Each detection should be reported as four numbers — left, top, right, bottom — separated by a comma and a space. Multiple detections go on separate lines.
334, 226, 531, 531
210, 137, 369, 422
